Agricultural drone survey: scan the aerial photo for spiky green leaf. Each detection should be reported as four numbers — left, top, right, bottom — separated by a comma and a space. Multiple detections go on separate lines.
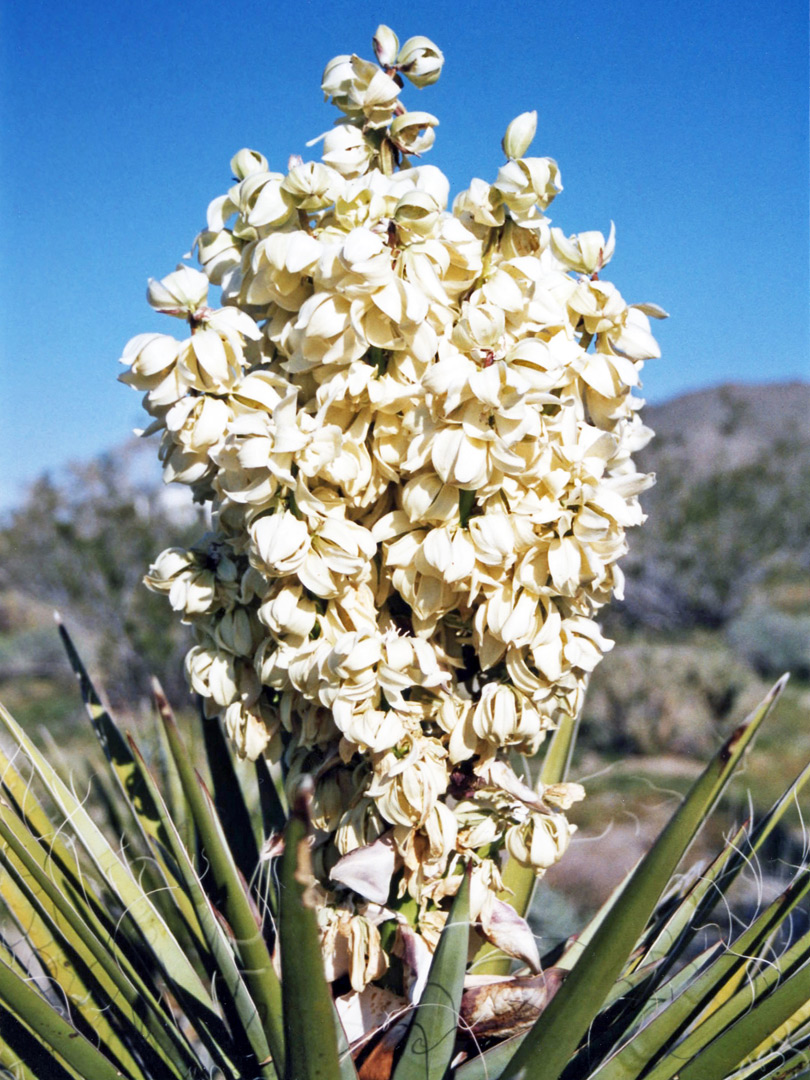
160, 704, 285, 1072
499, 677, 787, 1080
129, 735, 278, 1079
279, 782, 344, 1080
393, 866, 471, 1080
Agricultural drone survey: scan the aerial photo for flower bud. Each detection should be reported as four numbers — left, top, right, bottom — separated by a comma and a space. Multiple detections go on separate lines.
396, 35, 444, 87
230, 148, 268, 180
372, 24, 399, 67
502, 111, 537, 160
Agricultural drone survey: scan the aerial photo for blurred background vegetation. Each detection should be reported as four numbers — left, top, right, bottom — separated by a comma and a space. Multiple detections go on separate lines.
1, 380, 808, 942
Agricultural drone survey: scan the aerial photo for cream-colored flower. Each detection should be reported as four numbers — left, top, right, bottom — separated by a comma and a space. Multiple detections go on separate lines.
318, 907, 388, 992
297, 517, 377, 599
185, 641, 259, 711
118, 332, 184, 406
231, 147, 269, 179
395, 801, 457, 898
551, 222, 616, 275
395, 35, 444, 88
453, 179, 505, 228
505, 810, 575, 872
250, 510, 310, 576
322, 54, 401, 128
334, 797, 388, 855
472, 682, 547, 753
367, 735, 448, 827
147, 265, 210, 317
258, 583, 317, 645
389, 111, 439, 157
224, 699, 280, 760
282, 162, 344, 212
145, 544, 238, 617
493, 157, 562, 214
322, 124, 375, 178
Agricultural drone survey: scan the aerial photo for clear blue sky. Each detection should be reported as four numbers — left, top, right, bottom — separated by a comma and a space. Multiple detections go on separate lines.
1, 0, 807, 509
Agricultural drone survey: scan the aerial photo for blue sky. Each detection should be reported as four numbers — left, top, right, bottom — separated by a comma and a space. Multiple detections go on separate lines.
1, 0, 807, 509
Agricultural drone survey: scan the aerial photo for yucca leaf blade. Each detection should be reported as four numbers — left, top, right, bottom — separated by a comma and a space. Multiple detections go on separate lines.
256, 752, 288, 836
733, 1043, 810, 1080
745, 1000, 810, 1067
611, 942, 724, 1048
499, 677, 787, 1080
673, 953, 810, 1080
0, 1010, 53, 1080
151, 679, 195, 855
57, 618, 164, 845
57, 621, 204, 940
0, 846, 151, 1080
160, 702, 286, 1072
199, 695, 261, 881
456, 1032, 527, 1080
591, 868, 810, 1080
643, 757, 810, 993
0, 955, 133, 1080
0, 699, 239, 1077
0, 790, 200, 1078
129, 734, 277, 1079
393, 865, 471, 1080
279, 782, 344, 1080
643, 918, 810, 1080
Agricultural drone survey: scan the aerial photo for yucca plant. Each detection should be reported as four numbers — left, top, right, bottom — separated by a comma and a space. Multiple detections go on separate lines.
1, 626, 809, 1080
4, 22, 810, 1080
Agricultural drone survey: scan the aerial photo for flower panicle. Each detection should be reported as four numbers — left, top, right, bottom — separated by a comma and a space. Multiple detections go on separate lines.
120, 24, 665, 992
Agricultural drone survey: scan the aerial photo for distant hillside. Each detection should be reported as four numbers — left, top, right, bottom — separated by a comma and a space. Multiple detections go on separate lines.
586, 380, 810, 756
610, 381, 810, 636
643, 382, 810, 479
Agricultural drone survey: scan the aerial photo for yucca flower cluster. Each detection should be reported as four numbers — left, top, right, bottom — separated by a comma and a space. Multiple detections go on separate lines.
120, 26, 664, 993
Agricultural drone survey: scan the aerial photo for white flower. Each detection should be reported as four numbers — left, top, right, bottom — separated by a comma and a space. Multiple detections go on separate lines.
322, 124, 375, 178
551, 222, 616, 275
493, 157, 562, 213
396, 35, 444, 88
505, 811, 575, 872
251, 510, 310, 576
282, 162, 344, 211
147, 265, 209, 317
472, 683, 546, 752
368, 736, 448, 827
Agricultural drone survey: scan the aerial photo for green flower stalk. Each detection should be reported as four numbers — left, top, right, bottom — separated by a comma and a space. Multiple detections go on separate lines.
121, 24, 666, 1006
